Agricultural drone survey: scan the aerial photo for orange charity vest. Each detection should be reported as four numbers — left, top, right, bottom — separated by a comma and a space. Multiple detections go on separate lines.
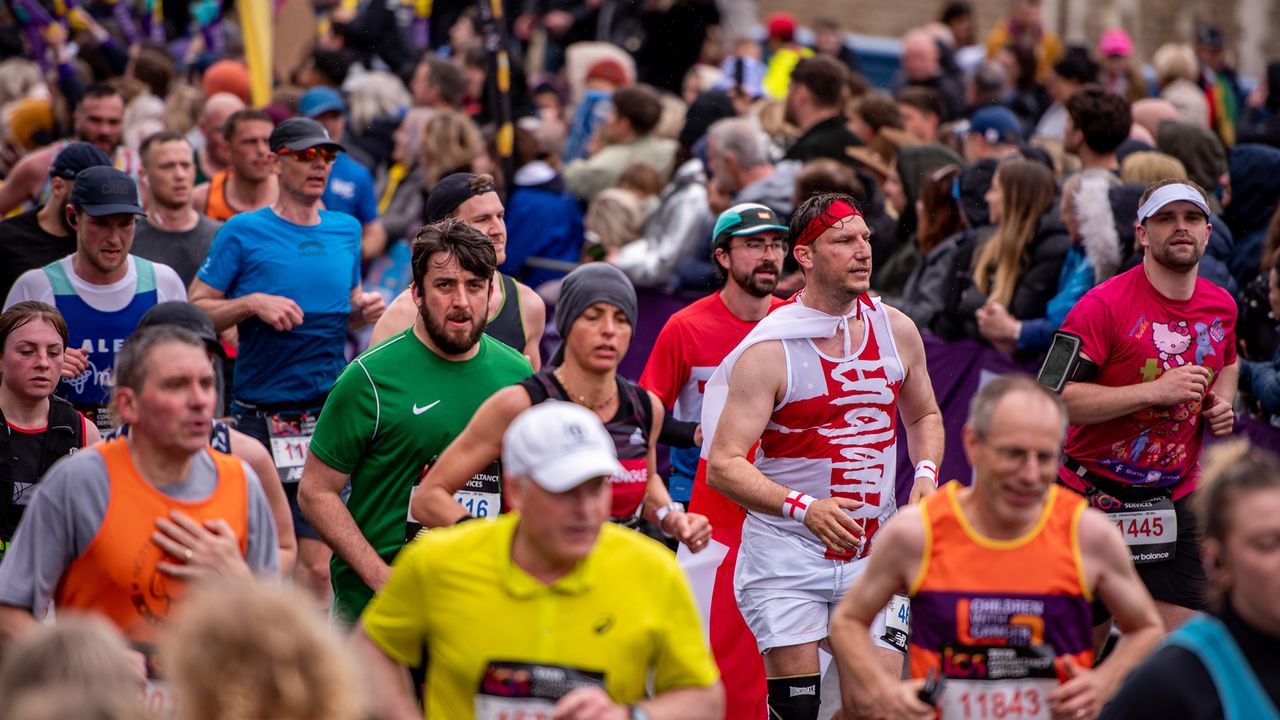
907, 482, 1094, 720
55, 437, 248, 646
205, 170, 237, 221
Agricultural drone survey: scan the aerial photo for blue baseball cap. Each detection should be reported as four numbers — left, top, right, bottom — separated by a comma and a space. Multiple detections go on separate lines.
70, 166, 144, 217
49, 142, 111, 180
713, 203, 788, 249
299, 86, 346, 118
968, 106, 1022, 145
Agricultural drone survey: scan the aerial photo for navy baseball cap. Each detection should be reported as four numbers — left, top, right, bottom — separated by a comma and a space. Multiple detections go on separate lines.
49, 142, 111, 180
969, 106, 1022, 145
70, 166, 144, 216
713, 203, 788, 249
137, 302, 226, 358
423, 172, 498, 223
299, 86, 346, 118
269, 117, 343, 153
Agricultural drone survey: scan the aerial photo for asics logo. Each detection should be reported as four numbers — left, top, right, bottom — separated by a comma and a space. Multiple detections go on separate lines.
413, 401, 441, 415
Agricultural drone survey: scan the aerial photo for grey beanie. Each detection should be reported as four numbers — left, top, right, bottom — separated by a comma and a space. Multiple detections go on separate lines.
551, 264, 638, 366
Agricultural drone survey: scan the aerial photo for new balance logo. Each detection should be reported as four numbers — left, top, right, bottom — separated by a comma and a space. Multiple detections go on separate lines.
790, 685, 817, 697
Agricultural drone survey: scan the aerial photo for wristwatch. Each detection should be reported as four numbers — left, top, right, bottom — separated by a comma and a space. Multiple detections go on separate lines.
629, 704, 651, 720
655, 502, 684, 525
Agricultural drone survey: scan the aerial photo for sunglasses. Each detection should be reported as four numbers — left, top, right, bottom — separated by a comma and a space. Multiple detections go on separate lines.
277, 147, 338, 163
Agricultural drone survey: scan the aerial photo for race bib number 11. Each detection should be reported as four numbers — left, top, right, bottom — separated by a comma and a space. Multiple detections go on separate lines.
266, 413, 316, 484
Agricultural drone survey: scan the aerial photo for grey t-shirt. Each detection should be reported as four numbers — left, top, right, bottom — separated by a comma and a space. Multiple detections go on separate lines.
131, 216, 223, 287
0, 446, 279, 615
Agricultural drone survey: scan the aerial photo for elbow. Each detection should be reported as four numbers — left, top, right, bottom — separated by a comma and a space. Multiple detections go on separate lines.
705, 457, 728, 493
697, 683, 726, 720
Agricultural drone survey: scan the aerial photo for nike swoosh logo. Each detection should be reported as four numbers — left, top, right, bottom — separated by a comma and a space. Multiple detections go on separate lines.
412, 401, 441, 415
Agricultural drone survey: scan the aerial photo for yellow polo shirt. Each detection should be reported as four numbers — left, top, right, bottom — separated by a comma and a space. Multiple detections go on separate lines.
361, 512, 719, 719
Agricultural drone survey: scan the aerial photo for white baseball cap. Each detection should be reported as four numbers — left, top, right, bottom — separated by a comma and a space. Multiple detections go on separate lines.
502, 402, 625, 493
1137, 182, 1211, 223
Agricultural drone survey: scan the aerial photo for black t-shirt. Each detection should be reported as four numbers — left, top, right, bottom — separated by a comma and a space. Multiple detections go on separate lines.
131, 216, 222, 287
1100, 601, 1280, 720
0, 209, 76, 302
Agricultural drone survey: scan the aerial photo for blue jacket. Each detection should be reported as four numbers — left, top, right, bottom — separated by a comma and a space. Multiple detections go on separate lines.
1019, 245, 1093, 352
502, 167, 585, 288
1244, 329, 1280, 417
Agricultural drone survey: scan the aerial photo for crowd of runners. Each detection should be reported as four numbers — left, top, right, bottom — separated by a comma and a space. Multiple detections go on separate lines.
0, 0, 1276, 719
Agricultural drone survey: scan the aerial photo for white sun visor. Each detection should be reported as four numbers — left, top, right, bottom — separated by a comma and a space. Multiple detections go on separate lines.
1136, 183, 1211, 223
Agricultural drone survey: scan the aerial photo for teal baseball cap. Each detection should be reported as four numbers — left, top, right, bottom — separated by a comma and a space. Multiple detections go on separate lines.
713, 203, 788, 249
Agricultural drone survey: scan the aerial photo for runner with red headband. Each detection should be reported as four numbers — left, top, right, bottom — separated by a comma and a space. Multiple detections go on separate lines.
702, 192, 945, 719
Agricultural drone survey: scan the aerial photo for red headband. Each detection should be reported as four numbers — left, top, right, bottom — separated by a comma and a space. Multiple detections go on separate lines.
794, 199, 862, 247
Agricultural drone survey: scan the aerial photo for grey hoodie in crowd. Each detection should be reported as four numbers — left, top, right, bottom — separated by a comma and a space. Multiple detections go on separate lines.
613, 159, 714, 288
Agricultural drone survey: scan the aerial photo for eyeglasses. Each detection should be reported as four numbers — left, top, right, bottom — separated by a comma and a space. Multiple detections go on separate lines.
734, 238, 789, 255
277, 147, 338, 163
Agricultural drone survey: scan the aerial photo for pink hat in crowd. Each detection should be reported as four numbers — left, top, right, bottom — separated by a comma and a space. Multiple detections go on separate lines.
767, 12, 796, 42
1098, 28, 1133, 58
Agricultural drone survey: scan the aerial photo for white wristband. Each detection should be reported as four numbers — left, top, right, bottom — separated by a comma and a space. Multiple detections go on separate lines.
914, 460, 939, 485
782, 490, 815, 524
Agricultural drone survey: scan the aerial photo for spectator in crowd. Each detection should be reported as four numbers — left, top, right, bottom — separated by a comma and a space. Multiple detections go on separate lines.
847, 92, 902, 146
1098, 28, 1148, 103
707, 116, 799, 221
191, 92, 245, 184
409, 55, 467, 113
373, 108, 434, 249
502, 125, 585, 289
1065, 86, 1132, 172
343, 71, 412, 172
965, 60, 1013, 114
133, 131, 223, 287
812, 18, 860, 73
879, 144, 965, 295
563, 57, 630, 164
0, 142, 110, 302
1240, 265, 1280, 420
1102, 440, 1280, 719
421, 110, 489, 206
1154, 43, 1211, 128
300, 86, 386, 262
609, 156, 714, 289
785, 56, 864, 164
961, 158, 1070, 347
1033, 47, 1097, 142
1155, 119, 1228, 213
1121, 151, 1189, 185
894, 164, 966, 328
762, 11, 813, 100
585, 187, 647, 252
1224, 143, 1280, 290
564, 84, 676, 201
984, 0, 1062, 82
1195, 25, 1244, 148
979, 169, 1121, 355
963, 105, 1023, 163
193, 109, 277, 221
896, 86, 945, 144
1240, 60, 1280, 148
162, 581, 365, 720
897, 28, 965, 121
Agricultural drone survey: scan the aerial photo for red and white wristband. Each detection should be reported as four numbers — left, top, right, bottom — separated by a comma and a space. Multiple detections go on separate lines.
782, 490, 816, 524
914, 460, 939, 487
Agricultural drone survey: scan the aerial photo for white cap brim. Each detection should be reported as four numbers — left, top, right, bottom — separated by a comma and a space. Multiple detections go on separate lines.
527, 448, 625, 494
1137, 183, 1211, 223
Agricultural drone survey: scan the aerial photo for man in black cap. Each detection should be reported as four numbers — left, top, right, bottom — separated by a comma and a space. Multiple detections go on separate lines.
4, 166, 188, 433
1195, 25, 1243, 148
368, 172, 546, 368
189, 117, 385, 603
0, 142, 111, 301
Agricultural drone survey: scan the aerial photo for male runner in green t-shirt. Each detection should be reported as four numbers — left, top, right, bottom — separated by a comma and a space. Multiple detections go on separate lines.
299, 219, 532, 623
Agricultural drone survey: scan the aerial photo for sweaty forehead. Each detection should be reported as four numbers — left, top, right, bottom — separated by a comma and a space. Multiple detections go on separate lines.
816, 213, 869, 242
80, 96, 123, 116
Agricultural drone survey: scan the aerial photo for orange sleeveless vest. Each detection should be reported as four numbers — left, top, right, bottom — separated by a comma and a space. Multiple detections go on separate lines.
55, 438, 248, 646
205, 170, 237, 221
907, 482, 1095, 687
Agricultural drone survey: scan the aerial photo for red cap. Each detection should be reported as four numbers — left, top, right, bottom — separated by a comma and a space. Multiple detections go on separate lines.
585, 58, 630, 87
767, 12, 796, 42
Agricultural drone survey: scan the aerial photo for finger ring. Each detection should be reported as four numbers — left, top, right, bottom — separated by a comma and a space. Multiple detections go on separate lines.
184, 548, 193, 562
1076, 709, 1087, 719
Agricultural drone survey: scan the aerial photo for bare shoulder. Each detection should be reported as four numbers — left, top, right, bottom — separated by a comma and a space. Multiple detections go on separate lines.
483, 384, 536, 423
369, 288, 417, 344
514, 280, 546, 322
882, 302, 924, 347
1076, 505, 1128, 559
730, 340, 786, 387
227, 426, 270, 464
879, 503, 928, 556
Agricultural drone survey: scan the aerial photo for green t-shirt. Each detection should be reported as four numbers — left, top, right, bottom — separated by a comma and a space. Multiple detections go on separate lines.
308, 327, 532, 623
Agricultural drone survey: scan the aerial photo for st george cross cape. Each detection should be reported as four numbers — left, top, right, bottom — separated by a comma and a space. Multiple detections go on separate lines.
678, 293, 873, 719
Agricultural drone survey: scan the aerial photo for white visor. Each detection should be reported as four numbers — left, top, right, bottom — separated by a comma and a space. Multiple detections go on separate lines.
1136, 183, 1211, 223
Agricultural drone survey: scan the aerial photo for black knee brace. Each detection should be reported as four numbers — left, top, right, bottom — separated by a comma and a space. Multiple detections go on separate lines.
767, 674, 821, 720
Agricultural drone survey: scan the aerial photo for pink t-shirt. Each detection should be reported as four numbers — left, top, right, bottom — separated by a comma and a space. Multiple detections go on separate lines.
1059, 265, 1237, 499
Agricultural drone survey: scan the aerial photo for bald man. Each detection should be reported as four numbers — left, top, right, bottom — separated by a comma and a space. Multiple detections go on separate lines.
195, 93, 247, 184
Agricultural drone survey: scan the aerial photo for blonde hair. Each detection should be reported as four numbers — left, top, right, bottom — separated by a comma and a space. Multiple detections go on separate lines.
974, 158, 1057, 306
9, 685, 151, 720
0, 615, 142, 701
1120, 151, 1188, 185
161, 582, 366, 720
1153, 43, 1200, 89
421, 109, 485, 188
